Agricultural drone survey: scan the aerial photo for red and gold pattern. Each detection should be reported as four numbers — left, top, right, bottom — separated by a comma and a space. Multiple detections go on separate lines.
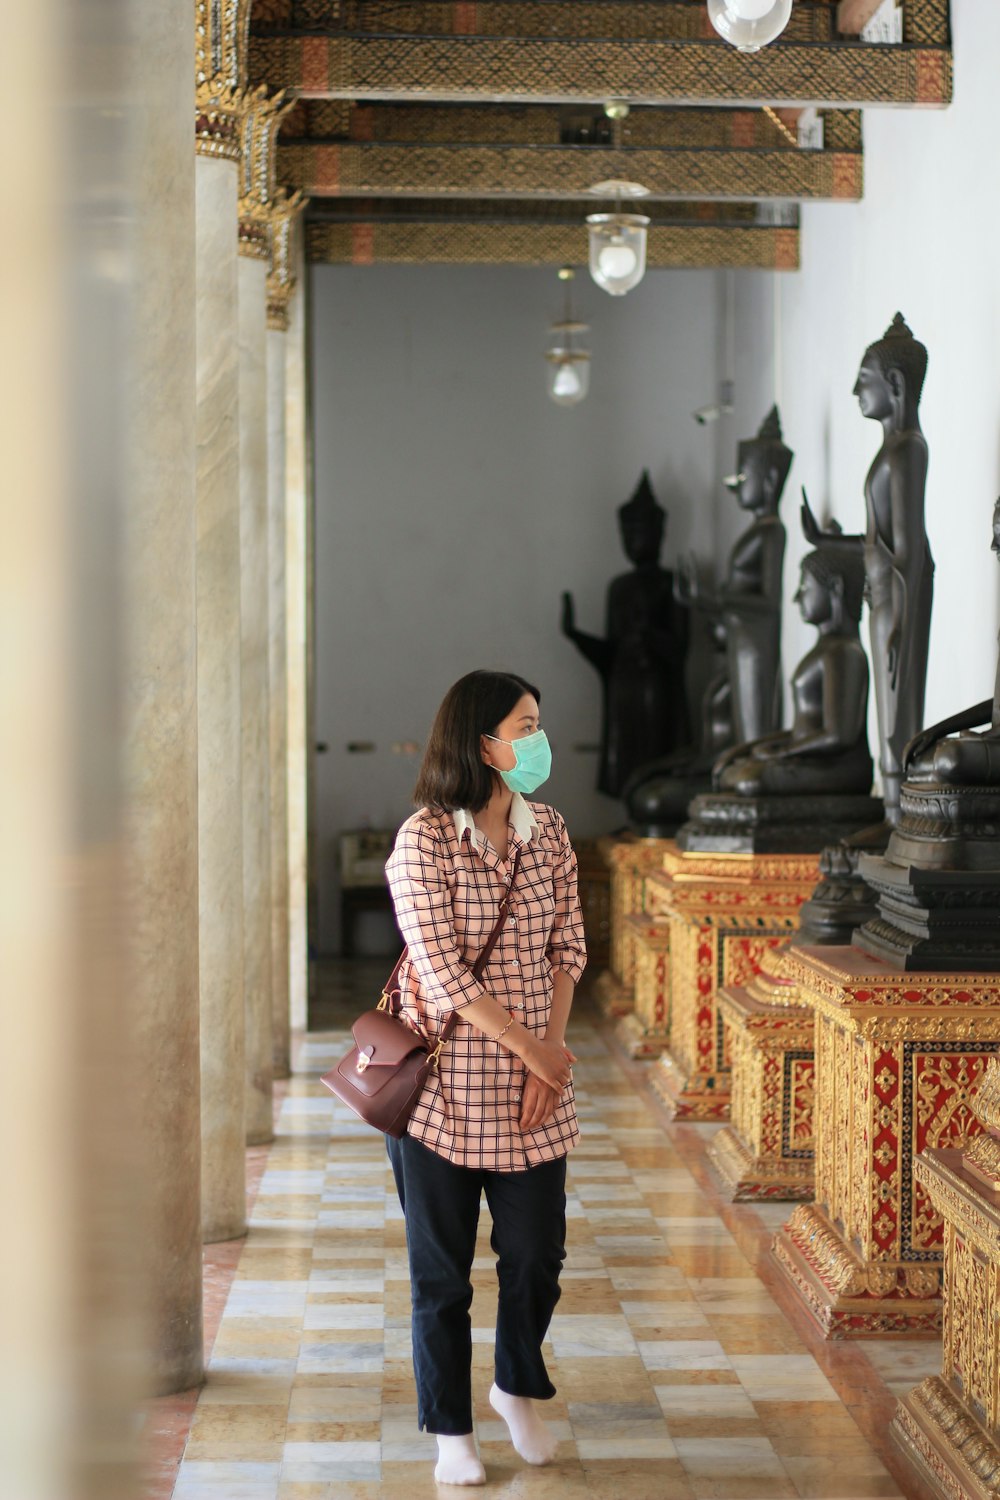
616, 914, 672, 1059
772, 946, 1000, 1338
710, 944, 815, 1201
892, 1126, 1000, 1498
592, 837, 671, 1018
645, 847, 819, 1122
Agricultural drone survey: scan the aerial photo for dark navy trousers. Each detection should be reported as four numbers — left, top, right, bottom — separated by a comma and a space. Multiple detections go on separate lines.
386, 1133, 567, 1434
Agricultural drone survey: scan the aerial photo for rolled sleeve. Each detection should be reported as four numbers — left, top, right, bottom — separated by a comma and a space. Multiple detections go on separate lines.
546, 813, 587, 984
386, 819, 490, 1014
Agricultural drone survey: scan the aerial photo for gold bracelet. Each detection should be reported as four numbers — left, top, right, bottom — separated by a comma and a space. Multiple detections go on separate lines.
488, 1015, 515, 1043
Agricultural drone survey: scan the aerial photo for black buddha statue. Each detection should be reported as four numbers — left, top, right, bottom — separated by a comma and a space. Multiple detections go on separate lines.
797, 313, 934, 942
901, 496, 1000, 790
561, 471, 690, 798
685, 405, 790, 744
855, 497, 1000, 970
623, 409, 790, 835
712, 543, 872, 797
620, 613, 732, 836
852, 312, 934, 825
677, 531, 880, 854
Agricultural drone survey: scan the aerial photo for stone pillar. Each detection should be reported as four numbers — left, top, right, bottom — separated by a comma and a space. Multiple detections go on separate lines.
237, 89, 294, 1142
195, 135, 247, 1238
127, 0, 202, 1391
238, 246, 275, 1146
285, 238, 310, 1035
2, 0, 145, 1486
267, 317, 291, 1078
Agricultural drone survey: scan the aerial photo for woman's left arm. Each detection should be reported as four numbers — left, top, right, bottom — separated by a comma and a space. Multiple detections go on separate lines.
520, 816, 587, 1132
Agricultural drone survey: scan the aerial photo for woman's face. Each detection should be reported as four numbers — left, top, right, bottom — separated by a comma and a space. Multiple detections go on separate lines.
482, 693, 541, 773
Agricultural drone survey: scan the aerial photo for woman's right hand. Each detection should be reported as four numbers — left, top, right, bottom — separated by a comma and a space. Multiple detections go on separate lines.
522, 1036, 574, 1092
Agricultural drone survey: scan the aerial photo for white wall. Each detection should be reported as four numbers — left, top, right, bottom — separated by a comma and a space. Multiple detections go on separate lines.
311, 263, 722, 952
730, 0, 1000, 765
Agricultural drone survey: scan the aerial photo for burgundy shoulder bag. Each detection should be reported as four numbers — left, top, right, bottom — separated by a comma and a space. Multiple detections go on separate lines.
320, 849, 522, 1137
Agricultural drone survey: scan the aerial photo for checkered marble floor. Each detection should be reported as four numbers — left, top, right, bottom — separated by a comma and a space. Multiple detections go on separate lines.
169, 1006, 936, 1499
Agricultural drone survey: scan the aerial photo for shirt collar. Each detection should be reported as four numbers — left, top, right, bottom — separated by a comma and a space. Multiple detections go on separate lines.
453, 793, 540, 850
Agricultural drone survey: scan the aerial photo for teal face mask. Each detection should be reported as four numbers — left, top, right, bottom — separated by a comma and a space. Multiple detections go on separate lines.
484, 729, 552, 795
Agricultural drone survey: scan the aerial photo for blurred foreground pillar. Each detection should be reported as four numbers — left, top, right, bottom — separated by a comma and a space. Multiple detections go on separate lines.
126, 0, 203, 1392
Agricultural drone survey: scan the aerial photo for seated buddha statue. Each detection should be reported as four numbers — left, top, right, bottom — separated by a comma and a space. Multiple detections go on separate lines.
901, 495, 1000, 787
711, 539, 872, 797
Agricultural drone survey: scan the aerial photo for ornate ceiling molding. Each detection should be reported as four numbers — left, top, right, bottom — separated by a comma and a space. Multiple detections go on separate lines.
280, 139, 862, 202
249, 0, 951, 109
307, 218, 799, 270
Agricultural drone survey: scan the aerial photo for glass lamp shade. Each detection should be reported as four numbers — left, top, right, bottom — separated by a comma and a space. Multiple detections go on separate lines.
545, 348, 591, 407
585, 212, 650, 297
707, 0, 792, 51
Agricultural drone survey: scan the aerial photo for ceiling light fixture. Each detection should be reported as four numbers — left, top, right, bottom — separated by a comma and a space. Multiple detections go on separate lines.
585, 180, 651, 298
544, 267, 591, 408
707, 0, 792, 52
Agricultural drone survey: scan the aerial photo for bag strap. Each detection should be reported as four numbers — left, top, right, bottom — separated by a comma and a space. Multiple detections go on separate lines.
383, 847, 523, 1046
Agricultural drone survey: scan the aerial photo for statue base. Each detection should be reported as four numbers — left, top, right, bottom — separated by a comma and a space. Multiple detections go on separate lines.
887, 780, 1000, 874
710, 948, 815, 1202
627, 771, 712, 839
771, 945, 1000, 1337
614, 913, 672, 1058
855, 857, 1000, 972
677, 793, 882, 856
645, 848, 820, 1122
593, 835, 673, 1017
892, 1149, 1000, 1500
772, 1204, 942, 1338
796, 820, 885, 945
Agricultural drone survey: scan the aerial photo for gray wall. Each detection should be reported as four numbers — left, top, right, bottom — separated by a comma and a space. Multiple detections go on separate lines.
311, 262, 722, 953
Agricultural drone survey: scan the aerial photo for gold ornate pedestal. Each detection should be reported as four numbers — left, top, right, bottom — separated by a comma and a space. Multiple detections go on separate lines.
593, 835, 671, 1018
647, 848, 819, 1121
709, 945, 815, 1200
772, 947, 1000, 1337
616, 913, 673, 1058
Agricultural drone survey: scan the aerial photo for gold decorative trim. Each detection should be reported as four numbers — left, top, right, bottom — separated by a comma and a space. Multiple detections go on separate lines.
195, 0, 254, 159
267, 188, 307, 328
251, 34, 952, 110
238, 85, 301, 261
894, 1378, 1000, 1500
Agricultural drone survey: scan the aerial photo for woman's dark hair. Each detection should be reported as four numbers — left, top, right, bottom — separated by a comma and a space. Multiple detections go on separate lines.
414, 670, 541, 813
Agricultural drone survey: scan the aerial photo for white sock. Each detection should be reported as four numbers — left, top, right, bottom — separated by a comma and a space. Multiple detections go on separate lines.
434, 1433, 485, 1486
489, 1382, 558, 1466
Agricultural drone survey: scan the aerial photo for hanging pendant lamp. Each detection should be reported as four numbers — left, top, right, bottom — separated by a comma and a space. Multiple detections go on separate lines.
544, 268, 591, 407
707, 0, 792, 52
585, 180, 651, 298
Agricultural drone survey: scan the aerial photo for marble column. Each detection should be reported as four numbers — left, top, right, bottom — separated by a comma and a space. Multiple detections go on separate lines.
126, 0, 203, 1392
196, 151, 247, 1241
268, 322, 291, 1079
239, 250, 275, 1145
285, 246, 310, 1034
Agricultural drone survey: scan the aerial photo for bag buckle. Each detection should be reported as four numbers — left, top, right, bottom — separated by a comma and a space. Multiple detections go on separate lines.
356, 1045, 375, 1074
427, 1038, 446, 1072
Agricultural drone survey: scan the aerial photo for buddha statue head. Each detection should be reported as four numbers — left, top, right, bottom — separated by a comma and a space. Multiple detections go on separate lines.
618, 470, 666, 567
854, 312, 928, 427
794, 541, 866, 633
728, 406, 793, 516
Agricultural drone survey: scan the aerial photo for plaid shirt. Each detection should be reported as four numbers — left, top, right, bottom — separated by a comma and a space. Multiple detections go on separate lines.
385, 794, 587, 1171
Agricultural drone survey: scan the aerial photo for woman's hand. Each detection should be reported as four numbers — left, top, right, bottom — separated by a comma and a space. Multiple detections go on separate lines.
521, 1035, 574, 1092
519, 1076, 561, 1132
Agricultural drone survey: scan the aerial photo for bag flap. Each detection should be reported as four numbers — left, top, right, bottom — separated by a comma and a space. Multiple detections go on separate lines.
351, 1007, 427, 1068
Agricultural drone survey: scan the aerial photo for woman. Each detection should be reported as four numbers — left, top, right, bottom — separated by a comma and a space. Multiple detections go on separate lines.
385, 669, 586, 1487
